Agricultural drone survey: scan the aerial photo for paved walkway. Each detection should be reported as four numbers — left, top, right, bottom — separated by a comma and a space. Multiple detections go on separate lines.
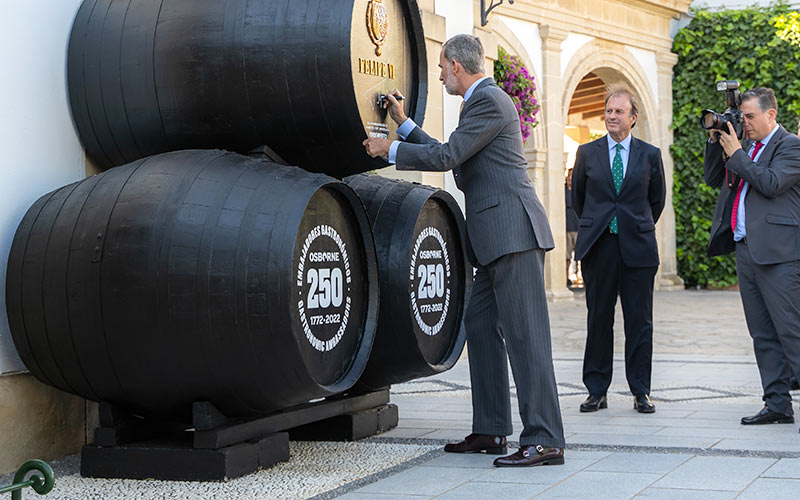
330, 290, 800, 499
14, 290, 800, 499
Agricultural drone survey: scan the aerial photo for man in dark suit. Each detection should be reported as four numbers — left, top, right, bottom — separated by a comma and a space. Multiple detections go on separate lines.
704, 87, 800, 427
363, 34, 565, 467
571, 84, 666, 414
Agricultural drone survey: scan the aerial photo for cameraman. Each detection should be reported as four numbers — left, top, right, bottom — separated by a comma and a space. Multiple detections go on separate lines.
704, 87, 800, 428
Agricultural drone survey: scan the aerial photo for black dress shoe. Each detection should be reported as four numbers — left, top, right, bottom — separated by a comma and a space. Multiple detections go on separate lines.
493, 445, 564, 467
741, 406, 794, 425
579, 394, 607, 412
444, 433, 507, 454
634, 394, 656, 413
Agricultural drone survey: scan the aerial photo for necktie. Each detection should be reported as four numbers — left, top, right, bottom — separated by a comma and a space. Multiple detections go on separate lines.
730, 141, 763, 233
609, 143, 624, 234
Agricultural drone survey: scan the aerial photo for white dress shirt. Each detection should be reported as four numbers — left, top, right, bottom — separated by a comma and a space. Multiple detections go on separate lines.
607, 133, 633, 178
733, 123, 779, 241
388, 76, 492, 164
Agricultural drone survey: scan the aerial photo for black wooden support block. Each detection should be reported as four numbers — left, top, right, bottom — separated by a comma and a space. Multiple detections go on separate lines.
289, 403, 399, 441
81, 432, 289, 481
256, 432, 290, 469
81, 441, 258, 481
194, 390, 389, 449
377, 403, 399, 431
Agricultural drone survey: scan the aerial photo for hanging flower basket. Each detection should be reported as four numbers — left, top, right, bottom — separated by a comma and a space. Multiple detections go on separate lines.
493, 47, 540, 142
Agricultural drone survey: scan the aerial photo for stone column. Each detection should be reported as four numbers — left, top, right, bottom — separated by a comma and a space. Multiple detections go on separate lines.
654, 51, 684, 290
378, 6, 447, 189
540, 24, 572, 300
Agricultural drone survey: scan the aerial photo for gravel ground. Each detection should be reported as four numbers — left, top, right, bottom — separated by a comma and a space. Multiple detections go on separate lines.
16, 441, 437, 500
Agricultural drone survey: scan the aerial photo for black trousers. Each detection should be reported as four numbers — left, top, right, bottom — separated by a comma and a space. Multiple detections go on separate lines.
581, 232, 657, 396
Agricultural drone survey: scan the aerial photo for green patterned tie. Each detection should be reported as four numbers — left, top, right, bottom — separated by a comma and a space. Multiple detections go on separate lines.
609, 143, 624, 234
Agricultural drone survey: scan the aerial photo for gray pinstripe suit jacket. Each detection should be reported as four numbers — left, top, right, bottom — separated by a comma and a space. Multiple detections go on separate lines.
394, 79, 554, 267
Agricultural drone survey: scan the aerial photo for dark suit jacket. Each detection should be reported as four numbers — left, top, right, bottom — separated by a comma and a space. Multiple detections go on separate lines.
704, 125, 800, 264
394, 78, 554, 267
571, 135, 666, 267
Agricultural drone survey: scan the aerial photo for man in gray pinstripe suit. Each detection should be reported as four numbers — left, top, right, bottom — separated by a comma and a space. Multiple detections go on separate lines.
363, 34, 565, 467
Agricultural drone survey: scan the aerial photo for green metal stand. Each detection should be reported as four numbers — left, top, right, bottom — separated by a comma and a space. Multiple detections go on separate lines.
0, 460, 54, 500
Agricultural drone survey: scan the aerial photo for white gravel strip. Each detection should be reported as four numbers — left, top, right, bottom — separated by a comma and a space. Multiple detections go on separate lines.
41, 441, 437, 500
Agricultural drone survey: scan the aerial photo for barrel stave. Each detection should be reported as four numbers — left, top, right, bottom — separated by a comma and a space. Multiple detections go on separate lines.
19, 183, 83, 395
6, 190, 61, 388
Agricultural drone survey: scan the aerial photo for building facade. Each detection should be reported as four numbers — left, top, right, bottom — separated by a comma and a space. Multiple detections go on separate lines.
0, 0, 690, 471
384, 0, 689, 297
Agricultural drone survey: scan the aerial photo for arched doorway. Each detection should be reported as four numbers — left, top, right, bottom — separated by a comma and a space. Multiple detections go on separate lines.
564, 70, 654, 157
564, 69, 654, 176
562, 68, 655, 288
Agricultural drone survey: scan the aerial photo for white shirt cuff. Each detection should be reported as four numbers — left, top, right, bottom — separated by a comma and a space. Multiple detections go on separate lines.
388, 141, 401, 164
396, 118, 416, 140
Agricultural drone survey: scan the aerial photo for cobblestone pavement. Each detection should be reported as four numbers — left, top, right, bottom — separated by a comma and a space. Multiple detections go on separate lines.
14, 290, 799, 499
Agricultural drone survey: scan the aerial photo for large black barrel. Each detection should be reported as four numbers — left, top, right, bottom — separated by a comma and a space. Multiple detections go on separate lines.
6, 150, 378, 419
344, 174, 469, 390
67, 0, 427, 177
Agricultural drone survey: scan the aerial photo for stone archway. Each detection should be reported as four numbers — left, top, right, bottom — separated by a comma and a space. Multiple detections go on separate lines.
561, 41, 659, 145
560, 39, 681, 290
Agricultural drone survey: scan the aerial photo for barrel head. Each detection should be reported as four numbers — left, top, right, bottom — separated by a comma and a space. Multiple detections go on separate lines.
350, 0, 423, 144
408, 197, 467, 366
290, 186, 376, 392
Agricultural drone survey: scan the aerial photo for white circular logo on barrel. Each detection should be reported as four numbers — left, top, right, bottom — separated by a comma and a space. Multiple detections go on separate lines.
409, 227, 451, 336
296, 225, 352, 352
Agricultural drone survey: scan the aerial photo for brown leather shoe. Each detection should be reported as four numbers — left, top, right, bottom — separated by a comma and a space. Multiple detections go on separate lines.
493, 445, 565, 467
443, 433, 507, 454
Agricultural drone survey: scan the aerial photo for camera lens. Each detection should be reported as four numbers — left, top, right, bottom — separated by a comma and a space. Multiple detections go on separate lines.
700, 109, 723, 130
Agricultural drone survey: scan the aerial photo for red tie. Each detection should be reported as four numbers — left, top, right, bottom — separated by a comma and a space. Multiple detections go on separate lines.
730, 141, 763, 232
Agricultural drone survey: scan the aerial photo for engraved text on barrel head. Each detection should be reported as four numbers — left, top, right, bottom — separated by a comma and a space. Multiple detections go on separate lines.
296, 224, 352, 352
352, 0, 412, 141
409, 227, 451, 337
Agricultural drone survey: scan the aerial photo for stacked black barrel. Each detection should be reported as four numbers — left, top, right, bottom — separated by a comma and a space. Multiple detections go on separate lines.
66, 0, 428, 178
6, 0, 468, 424
346, 174, 470, 391
7, 150, 379, 418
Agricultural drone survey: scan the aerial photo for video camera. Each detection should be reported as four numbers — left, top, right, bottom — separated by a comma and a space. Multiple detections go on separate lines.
700, 81, 744, 140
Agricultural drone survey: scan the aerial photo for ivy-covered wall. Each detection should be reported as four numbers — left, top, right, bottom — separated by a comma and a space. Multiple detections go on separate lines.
672, 5, 800, 287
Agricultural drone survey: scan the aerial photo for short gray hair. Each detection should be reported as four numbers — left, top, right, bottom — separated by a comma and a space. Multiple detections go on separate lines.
442, 34, 484, 75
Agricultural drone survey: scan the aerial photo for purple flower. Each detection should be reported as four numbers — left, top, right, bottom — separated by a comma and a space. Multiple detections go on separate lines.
494, 47, 539, 136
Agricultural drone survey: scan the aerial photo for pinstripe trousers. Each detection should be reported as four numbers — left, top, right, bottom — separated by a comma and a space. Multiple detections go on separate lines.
465, 248, 565, 448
